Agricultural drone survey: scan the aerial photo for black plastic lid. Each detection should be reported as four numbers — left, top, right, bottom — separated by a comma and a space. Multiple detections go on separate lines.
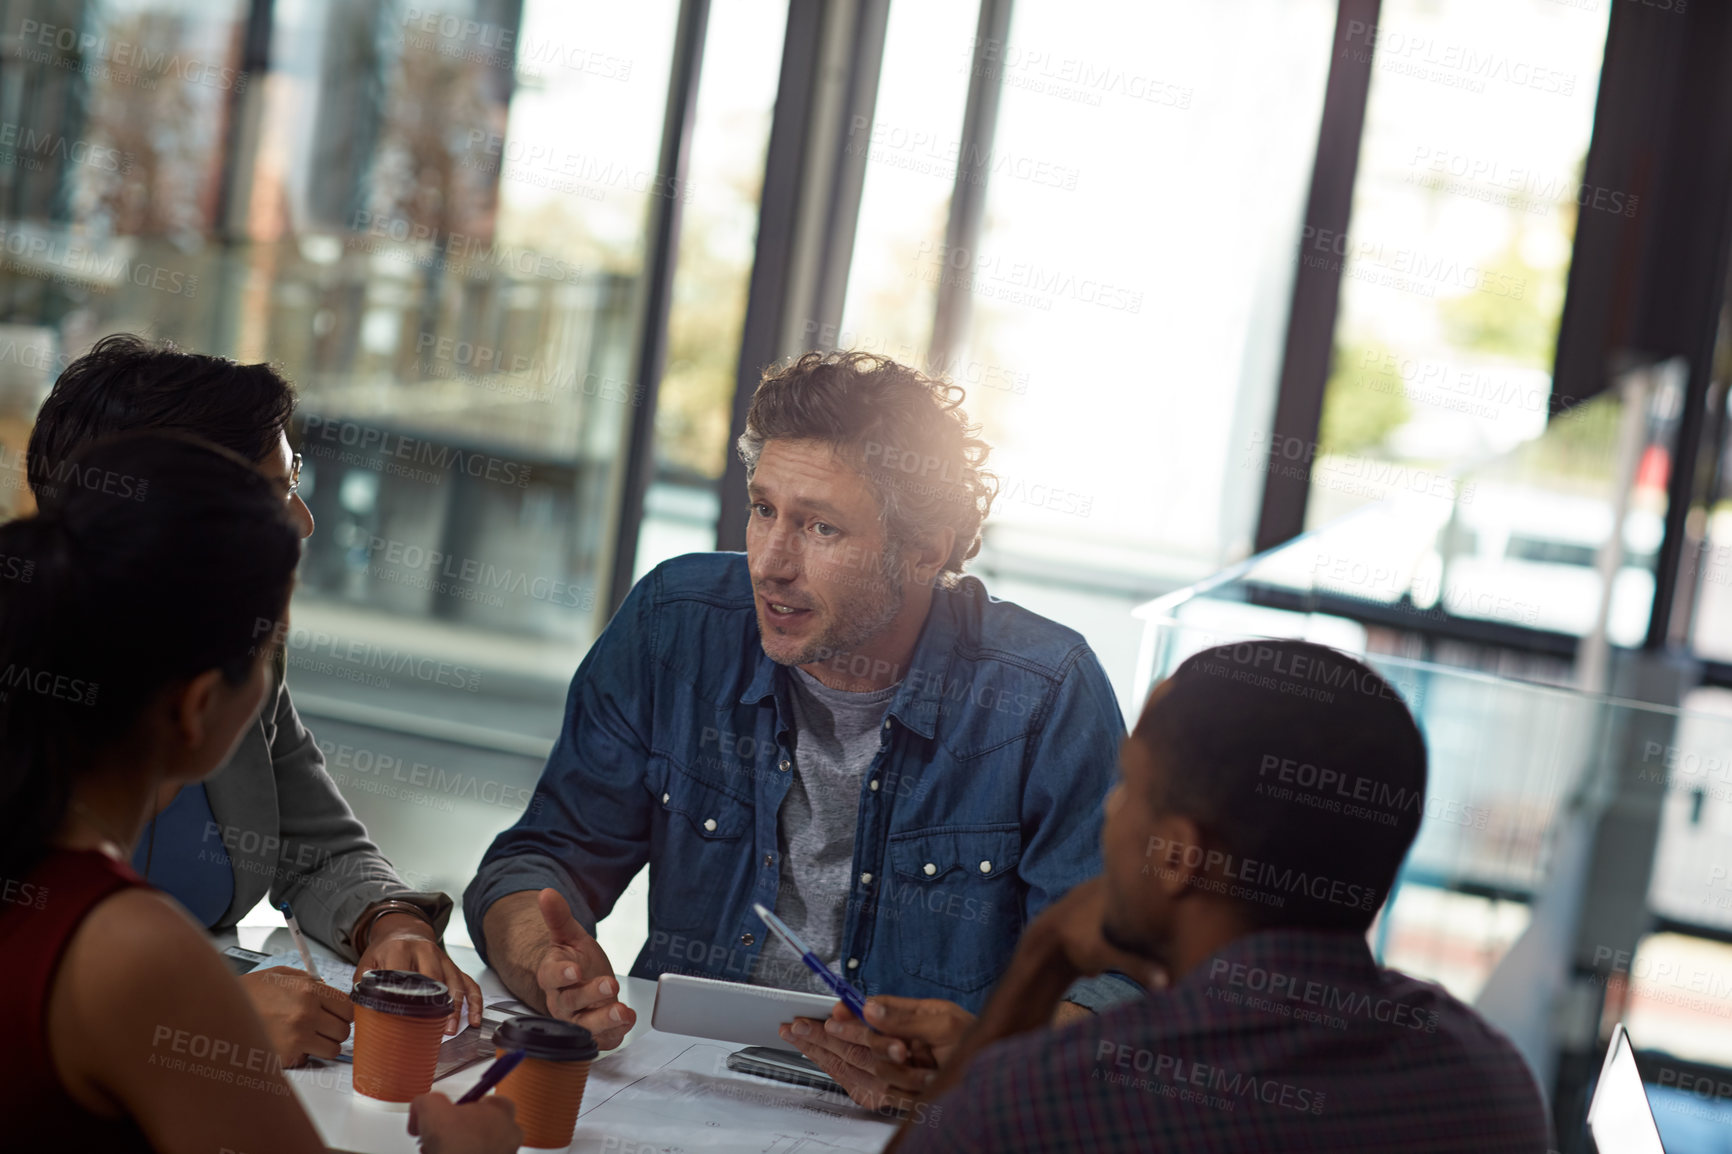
493, 1016, 598, 1061
350, 969, 454, 1019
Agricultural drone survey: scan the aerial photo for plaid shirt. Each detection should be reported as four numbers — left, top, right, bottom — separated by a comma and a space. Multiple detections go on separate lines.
902, 928, 1550, 1153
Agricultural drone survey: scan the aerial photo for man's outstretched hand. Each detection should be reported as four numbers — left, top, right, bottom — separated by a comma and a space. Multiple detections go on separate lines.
532, 888, 635, 1049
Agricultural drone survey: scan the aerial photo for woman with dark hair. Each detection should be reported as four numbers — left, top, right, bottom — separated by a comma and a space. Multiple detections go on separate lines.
0, 433, 517, 1153
26, 333, 483, 1064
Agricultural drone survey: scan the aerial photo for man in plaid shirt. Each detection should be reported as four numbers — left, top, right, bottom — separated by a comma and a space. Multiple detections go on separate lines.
796, 639, 1548, 1152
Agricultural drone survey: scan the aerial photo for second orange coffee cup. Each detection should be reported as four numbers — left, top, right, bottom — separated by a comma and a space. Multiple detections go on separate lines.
350, 969, 454, 1103
491, 1016, 598, 1148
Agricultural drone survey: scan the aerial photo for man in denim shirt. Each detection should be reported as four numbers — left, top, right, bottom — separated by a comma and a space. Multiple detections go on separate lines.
465, 352, 1135, 1108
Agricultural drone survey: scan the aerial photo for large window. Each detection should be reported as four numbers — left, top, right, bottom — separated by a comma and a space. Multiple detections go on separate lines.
279, 0, 679, 659
7, 6, 1677, 1020
633, 0, 788, 578
1307, 0, 1624, 639
835, 0, 980, 362
0, 0, 777, 944
928, 0, 1338, 709
0, 0, 249, 514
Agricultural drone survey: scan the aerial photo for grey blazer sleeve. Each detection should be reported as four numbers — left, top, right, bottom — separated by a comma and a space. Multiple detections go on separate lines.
208, 658, 451, 961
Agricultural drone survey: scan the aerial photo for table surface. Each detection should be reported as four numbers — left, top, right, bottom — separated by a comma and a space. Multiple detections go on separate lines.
219, 931, 894, 1154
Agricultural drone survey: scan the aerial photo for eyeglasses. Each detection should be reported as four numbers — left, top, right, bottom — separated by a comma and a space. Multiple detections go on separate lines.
286, 452, 303, 500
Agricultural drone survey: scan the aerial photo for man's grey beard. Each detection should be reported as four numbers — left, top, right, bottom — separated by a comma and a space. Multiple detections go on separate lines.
769, 579, 904, 668
762, 547, 906, 667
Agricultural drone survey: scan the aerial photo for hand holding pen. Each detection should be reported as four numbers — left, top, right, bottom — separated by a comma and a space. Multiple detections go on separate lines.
279, 901, 320, 979
232, 901, 354, 1067
752, 902, 874, 1027
756, 902, 976, 1115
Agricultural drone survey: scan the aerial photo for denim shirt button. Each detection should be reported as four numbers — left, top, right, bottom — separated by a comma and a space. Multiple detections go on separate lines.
923, 863, 937, 876
860, 872, 872, 885
741, 932, 755, 946
704, 818, 717, 831
869, 779, 880, 792
979, 860, 992, 873
778, 758, 791, 772
847, 958, 860, 970
662, 792, 669, 804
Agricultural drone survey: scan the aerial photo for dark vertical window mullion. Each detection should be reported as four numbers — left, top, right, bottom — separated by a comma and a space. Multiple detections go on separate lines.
208, 0, 277, 355
1644, 12, 1732, 651
605, 0, 714, 616
925, 0, 1014, 375
212, 0, 275, 241
1252, 0, 1380, 555
715, 1, 839, 552
807, 0, 892, 339
1672, 376, 1730, 648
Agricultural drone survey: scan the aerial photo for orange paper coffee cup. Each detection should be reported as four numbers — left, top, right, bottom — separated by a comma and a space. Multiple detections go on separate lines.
350, 970, 454, 1102
492, 1017, 597, 1148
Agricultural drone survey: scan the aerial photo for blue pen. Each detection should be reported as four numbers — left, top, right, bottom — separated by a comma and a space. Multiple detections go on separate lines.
752, 902, 873, 1028
278, 902, 319, 980
455, 1049, 526, 1104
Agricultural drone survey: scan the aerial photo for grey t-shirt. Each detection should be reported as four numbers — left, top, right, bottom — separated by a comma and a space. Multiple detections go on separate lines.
751, 666, 896, 993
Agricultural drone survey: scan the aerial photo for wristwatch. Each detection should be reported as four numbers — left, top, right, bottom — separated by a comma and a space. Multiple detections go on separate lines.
354, 899, 435, 955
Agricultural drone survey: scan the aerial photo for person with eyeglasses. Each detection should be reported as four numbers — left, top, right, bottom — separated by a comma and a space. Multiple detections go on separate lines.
0, 432, 518, 1154
22, 334, 484, 1066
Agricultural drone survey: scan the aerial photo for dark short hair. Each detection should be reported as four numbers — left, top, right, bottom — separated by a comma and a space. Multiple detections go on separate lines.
1133, 639, 1427, 932
27, 333, 296, 501
0, 432, 301, 878
736, 351, 996, 583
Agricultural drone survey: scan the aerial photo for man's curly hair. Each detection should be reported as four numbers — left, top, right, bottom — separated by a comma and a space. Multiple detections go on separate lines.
736, 351, 997, 584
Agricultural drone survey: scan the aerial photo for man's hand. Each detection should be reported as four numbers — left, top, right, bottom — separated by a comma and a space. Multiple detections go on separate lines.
408, 1091, 522, 1154
887, 877, 1165, 1129
779, 996, 974, 1114
238, 966, 354, 1066
355, 912, 484, 1035
1025, 877, 1165, 989
531, 889, 635, 1049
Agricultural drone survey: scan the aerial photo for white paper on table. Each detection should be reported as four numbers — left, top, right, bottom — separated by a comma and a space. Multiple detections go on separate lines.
251, 951, 357, 991
574, 1030, 896, 1152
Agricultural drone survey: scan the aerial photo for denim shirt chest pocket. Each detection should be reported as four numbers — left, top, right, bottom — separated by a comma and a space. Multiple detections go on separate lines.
647, 759, 753, 934
883, 824, 1022, 993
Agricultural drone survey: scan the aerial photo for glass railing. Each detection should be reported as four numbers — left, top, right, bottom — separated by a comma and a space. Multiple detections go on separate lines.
1250, 402, 1671, 658
1132, 607, 1594, 995
1131, 493, 1732, 1119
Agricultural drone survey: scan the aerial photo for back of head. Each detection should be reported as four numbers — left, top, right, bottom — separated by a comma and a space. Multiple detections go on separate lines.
0, 432, 302, 877
736, 351, 997, 583
1136, 639, 1428, 932
27, 333, 295, 503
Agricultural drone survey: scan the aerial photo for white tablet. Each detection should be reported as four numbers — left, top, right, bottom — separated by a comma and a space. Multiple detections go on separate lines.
651, 973, 840, 1049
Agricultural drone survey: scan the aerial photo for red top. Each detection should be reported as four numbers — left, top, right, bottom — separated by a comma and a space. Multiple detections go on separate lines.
0, 847, 154, 1151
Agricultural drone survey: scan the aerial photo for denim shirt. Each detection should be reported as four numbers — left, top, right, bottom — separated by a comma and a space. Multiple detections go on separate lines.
464, 552, 1137, 1013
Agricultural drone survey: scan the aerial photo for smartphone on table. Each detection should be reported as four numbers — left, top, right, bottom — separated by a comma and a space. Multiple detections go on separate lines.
725, 1045, 842, 1092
